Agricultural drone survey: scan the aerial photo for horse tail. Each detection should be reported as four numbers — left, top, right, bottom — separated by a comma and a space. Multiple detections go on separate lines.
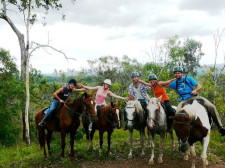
35, 108, 46, 149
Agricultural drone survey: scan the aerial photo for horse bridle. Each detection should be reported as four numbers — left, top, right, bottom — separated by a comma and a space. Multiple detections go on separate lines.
175, 112, 193, 149
146, 104, 161, 127
107, 106, 121, 126
63, 97, 96, 118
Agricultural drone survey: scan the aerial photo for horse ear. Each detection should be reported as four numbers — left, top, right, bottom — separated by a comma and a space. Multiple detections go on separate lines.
157, 95, 162, 102
111, 101, 114, 108
117, 100, 120, 106
90, 91, 94, 97
83, 92, 88, 99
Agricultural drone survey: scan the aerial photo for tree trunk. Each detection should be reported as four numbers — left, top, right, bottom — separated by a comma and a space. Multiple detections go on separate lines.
24, 51, 30, 145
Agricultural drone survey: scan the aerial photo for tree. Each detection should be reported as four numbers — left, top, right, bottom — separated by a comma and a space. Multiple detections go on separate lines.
0, 48, 24, 146
163, 36, 204, 76
0, 0, 75, 145
211, 27, 225, 104
183, 39, 204, 76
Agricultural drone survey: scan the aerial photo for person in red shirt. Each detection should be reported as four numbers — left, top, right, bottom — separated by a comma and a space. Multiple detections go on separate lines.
139, 74, 176, 130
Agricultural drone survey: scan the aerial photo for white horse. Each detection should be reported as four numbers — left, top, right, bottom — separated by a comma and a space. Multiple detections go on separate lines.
125, 100, 146, 159
146, 96, 176, 165
170, 100, 211, 168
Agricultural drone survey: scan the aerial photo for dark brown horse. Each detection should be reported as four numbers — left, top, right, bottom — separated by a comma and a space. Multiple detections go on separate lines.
82, 101, 122, 155
35, 92, 96, 158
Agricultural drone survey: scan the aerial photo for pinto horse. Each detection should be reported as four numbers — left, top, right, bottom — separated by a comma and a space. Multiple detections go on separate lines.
146, 97, 176, 165
125, 100, 146, 159
170, 100, 211, 168
82, 101, 122, 155
35, 92, 96, 158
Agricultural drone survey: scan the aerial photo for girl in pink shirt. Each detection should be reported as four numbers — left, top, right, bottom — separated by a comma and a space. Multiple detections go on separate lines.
78, 79, 128, 130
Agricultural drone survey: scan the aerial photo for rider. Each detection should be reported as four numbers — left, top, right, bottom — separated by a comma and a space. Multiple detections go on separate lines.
78, 79, 129, 130
38, 79, 86, 128
124, 72, 152, 130
169, 66, 225, 136
139, 74, 176, 130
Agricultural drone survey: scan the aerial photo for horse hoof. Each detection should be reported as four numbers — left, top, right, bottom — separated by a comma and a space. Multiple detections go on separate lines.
183, 156, 189, 160
157, 159, 163, 164
128, 154, 132, 159
148, 160, 154, 165
140, 152, 145, 157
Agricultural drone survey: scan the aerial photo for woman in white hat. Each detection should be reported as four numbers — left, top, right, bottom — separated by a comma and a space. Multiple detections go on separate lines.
78, 79, 128, 108
78, 79, 128, 130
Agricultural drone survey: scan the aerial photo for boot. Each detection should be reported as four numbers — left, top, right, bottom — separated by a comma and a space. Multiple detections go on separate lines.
219, 127, 225, 136
167, 118, 173, 131
123, 122, 128, 130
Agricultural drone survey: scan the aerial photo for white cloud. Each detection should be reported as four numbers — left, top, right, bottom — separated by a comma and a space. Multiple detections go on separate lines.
0, 0, 225, 74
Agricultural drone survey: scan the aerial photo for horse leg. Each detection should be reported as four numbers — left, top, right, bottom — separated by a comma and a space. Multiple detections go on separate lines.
148, 131, 155, 165
90, 128, 96, 150
99, 130, 104, 156
169, 130, 175, 150
201, 135, 210, 168
128, 129, 133, 159
60, 130, 66, 157
190, 145, 196, 168
158, 132, 165, 164
184, 144, 190, 160
39, 129, 47, 158
69, 131, 76, 158
46, 130, 53, 156
107, 131, 112, 155
140, 130, 145, 156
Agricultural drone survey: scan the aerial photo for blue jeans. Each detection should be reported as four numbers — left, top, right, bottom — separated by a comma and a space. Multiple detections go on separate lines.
41, 99, 60, 122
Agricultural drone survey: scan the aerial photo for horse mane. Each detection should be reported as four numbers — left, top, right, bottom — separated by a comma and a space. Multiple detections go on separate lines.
126, 100, 144, 121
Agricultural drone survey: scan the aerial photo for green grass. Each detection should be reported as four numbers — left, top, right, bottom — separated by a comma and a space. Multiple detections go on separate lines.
0, 128, 224, 168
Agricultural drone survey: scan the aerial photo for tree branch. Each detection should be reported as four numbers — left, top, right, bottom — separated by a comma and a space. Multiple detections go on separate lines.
29, 42, 76, 61
0, 13, 24, 39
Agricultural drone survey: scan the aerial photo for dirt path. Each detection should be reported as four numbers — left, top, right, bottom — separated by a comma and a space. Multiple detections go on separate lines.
73, 155, 225, 168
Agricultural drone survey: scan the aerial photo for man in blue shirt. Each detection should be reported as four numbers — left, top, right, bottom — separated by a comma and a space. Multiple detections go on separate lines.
169, 66, 225, 136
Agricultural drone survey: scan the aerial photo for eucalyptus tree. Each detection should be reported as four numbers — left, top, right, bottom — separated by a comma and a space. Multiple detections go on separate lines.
0, 0, 75, 145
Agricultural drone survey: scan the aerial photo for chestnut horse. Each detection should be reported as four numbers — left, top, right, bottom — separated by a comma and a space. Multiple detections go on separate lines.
82, 101, 122, 155
35, 92, 96, 158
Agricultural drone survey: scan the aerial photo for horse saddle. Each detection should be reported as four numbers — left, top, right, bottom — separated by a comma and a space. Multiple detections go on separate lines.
96, 105, 105, 117
43, 103, 64, 119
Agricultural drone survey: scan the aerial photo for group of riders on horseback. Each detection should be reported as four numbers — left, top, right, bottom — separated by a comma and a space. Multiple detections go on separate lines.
38, 66, 225, 137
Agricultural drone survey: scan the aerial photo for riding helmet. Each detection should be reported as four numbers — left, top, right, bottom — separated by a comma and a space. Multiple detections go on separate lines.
131, 72, 139, 78
148, 74, 157, 81
173, 66, 183, 73
104, 79, 112, 85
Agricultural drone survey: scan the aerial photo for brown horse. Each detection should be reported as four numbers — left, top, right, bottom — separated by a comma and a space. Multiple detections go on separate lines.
82, 101, 122, 155
35, 92, 96, 158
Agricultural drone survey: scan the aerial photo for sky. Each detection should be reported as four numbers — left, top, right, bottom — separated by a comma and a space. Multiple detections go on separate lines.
0, 0, 225, 74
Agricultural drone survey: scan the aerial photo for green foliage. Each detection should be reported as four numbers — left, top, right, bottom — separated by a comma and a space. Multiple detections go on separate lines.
0, 48, 24, 146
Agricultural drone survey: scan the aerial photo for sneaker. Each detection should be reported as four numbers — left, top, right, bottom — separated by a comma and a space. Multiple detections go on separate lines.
38, 121, 46, 128
219, 127, 225, 136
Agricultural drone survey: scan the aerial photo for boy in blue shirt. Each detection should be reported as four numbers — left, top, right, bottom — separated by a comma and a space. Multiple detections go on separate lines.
169, 66, 225, 136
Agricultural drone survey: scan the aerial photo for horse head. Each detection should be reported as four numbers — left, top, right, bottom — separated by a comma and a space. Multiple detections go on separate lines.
111, 101, 122, 129
170, 109, 192, 152
126, 100, 142, 129
82, 92, 97, 120
146, 96, 162, 129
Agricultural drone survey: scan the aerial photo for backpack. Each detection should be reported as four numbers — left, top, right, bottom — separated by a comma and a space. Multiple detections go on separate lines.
175, 77, 193, 96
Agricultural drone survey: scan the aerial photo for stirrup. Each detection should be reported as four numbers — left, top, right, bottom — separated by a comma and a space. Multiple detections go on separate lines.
219, 127, 225, 136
